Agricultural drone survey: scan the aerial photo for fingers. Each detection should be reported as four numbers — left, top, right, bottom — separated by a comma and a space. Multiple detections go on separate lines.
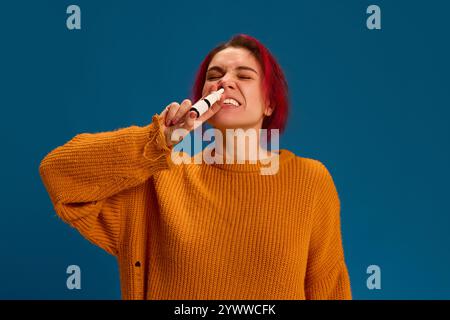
161, 97, 219, 147
197, 101, 222, 123
165, 102, 181, 127
172, 99, 192, 125
165, 112, 197, 147
182, 109, 200, 131
163, 99, 194, 127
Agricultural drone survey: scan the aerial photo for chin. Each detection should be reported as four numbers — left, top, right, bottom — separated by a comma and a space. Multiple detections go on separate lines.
215, 114, 263, 130
208, 115, 238, 127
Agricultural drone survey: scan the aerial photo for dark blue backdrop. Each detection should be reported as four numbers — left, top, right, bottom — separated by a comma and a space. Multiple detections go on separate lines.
1, 0, 449, 299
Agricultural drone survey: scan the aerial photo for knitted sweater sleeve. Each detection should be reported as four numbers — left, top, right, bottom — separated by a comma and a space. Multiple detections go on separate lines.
304, 162, 352, 300
39, 114, 173, 256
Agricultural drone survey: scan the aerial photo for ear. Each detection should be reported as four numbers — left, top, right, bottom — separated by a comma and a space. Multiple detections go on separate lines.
264, 104, 274, 117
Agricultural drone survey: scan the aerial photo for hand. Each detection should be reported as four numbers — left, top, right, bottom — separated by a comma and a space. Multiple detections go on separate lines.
160, 97, 222, 147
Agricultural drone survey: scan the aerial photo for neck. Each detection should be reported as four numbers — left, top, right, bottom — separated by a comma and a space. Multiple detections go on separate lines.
212, 127, 274, 163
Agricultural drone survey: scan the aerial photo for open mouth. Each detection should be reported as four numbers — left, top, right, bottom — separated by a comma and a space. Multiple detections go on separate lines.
220, 98, 241, 108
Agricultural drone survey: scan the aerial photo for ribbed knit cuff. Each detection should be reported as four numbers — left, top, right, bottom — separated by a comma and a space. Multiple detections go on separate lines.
143, 113, 176, 170
305, 259, 352, 300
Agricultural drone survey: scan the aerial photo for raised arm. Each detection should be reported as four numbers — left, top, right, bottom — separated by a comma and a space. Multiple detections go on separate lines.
39, 114, 173, 255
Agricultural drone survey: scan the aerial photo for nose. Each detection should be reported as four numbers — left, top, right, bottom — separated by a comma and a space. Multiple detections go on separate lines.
216, 79, 236, 91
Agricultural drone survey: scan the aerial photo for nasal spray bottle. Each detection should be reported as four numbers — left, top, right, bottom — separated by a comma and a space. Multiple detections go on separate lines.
189, 88, 225, 118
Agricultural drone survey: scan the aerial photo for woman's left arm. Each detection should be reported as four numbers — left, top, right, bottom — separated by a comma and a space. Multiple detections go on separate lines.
304, 162, 352, 300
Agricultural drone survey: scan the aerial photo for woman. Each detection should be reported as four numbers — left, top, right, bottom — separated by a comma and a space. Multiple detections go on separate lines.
39, 34, 352, 300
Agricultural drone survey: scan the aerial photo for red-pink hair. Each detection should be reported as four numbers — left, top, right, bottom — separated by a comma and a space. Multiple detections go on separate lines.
191, 34, 289, 142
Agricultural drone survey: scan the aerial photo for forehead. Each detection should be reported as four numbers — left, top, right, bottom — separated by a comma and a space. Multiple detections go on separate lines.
208, 47, 261, 71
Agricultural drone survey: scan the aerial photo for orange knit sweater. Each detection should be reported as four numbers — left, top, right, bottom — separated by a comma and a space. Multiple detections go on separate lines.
39, 113, 352, 300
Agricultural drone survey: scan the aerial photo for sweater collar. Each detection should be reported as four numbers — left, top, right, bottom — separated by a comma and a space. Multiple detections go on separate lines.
205, 148, 295, 173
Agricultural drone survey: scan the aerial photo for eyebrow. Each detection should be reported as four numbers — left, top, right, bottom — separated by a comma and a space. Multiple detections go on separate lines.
206, 65, 258, 75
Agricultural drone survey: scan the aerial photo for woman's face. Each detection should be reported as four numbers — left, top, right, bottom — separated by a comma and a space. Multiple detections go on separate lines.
202, 47, 273, 131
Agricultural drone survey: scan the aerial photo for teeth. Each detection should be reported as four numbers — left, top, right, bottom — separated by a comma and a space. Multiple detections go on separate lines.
223, 98, 240, 107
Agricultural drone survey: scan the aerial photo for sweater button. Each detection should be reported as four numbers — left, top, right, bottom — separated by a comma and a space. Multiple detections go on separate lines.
135, 261, 141, 267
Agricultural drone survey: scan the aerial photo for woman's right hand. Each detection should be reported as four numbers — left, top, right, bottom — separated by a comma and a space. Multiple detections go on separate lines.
160, 98, 222, 147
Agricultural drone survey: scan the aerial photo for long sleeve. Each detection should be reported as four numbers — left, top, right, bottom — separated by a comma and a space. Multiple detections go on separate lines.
39, 114, 173, 256
304, 162, 352, 300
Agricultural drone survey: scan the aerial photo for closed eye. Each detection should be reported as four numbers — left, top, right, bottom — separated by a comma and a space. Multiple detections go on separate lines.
206, 74, 253, 81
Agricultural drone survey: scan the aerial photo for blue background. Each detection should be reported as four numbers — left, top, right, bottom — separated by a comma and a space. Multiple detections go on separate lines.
1, 0, 449, 299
